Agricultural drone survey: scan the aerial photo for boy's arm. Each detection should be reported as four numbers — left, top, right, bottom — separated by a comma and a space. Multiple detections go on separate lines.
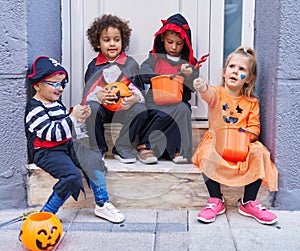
140, 53, 159, 84
119, 55, 145, 91
70, 104, 90, 124
182, 64, 199, 91
86, 86, 104, 102
25, 100, 73, 141
128, 83, 145, 103
119, 55, 146, 97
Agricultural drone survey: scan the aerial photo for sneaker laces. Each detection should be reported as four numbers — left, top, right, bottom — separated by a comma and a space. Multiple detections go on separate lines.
241, 199, 267, 211
205, 203, 217, 209
255, 203, 266, 211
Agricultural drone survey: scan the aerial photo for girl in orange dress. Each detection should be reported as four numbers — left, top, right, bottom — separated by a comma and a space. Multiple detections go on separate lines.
192, 47, 278, 225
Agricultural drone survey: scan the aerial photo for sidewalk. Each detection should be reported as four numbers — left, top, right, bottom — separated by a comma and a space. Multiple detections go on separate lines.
1, 207, 300, 251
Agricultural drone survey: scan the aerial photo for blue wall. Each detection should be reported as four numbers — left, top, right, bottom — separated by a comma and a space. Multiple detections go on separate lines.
0, 0, 62, 208
0, 0, 28, 208
255, 0, 300, 210
27, 0, 62, 64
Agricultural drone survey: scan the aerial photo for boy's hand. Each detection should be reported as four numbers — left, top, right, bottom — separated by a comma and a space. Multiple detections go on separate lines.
120, 91, 138, 110
96, 89, 117, 105
181, 63, 192, 77
193, 77, 208, 93
71, 104, 87, 123
82, 105, 91, 120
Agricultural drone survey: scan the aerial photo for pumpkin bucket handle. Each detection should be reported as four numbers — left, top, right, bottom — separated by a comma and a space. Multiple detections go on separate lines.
0, 210, 38, 228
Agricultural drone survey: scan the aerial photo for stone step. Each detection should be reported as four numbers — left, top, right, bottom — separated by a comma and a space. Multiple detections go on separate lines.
102, 121, 208, 158
26, 160, 272, 210
26, 124, 273, 210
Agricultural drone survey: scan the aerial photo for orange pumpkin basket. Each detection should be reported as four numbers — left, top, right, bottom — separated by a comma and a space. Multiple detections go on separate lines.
103, 82, 131, 111
19, 212, 63, 251
215, 126, 250, 162
150, 75, 184, 105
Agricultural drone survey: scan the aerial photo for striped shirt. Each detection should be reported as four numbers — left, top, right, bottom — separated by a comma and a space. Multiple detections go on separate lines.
25, 98, 73, 149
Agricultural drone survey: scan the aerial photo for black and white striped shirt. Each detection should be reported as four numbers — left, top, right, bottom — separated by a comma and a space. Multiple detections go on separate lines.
25, 98, 73, 143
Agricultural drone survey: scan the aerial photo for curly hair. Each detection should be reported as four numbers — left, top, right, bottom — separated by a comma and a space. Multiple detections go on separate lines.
87, 14, 132, 52
222, 46, 257, 98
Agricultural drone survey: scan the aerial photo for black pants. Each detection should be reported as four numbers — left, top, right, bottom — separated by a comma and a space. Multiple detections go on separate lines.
86, 101, 148, 153
139, 101, 192, 160
33, 140, 106, 201
202, 174, 262, 203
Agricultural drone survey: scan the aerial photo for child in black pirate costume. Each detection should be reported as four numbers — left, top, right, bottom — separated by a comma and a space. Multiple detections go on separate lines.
25, 56, 125, 223
83, 14, 157, 164
139, 13, 199, 163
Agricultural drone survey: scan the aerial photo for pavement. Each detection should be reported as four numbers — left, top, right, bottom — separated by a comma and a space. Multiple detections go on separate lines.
0, 206, 300, 251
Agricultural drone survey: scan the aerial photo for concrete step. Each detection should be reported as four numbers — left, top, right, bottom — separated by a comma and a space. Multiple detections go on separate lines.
26, 124, 273, 210
102, 121, 208, 158
26, 159, 272, 210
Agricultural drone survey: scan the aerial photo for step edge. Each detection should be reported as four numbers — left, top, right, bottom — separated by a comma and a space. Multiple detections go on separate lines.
26, 161, 201, 174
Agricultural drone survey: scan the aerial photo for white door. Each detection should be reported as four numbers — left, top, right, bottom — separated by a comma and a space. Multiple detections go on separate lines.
62, 0, 255, 125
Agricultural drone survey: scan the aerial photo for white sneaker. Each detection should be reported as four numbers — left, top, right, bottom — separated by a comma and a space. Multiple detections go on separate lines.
95, 202, 125, 223
172, 155, 188, 164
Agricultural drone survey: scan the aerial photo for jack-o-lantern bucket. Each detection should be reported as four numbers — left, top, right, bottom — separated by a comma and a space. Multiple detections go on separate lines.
215, 126, 250, 162
103, 82, 131, 111
150, 75, 184, 105
19, 212, 63, 251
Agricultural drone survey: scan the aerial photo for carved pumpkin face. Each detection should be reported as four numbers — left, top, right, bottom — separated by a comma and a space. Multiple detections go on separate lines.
19, 212, 63, 251
103, 82, 131, 111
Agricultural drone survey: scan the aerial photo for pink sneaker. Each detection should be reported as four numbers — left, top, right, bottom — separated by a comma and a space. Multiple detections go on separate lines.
197, 197, 226, 223
239, 199, 278, 225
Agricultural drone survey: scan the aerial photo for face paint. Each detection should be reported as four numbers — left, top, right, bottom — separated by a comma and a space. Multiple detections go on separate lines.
240, 74, 246, 80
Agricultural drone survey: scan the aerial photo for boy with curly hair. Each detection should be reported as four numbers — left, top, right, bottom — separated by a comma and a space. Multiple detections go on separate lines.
82, 14, 157, 164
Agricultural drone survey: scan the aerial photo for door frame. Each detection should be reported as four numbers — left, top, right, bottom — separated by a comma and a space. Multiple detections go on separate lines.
61, 0, 255, 125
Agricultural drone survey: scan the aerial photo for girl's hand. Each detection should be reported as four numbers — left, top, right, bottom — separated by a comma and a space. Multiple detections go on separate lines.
193, 77, 208, 93
96, 89, 117, 105
181, 63, 192, 77
120, 91, 139, 110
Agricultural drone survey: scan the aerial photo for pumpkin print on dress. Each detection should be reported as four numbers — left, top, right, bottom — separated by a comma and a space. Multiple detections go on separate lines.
222, 103, 243, 124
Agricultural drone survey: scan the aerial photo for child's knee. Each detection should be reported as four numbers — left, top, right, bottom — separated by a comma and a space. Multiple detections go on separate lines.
71, 169, 83, 183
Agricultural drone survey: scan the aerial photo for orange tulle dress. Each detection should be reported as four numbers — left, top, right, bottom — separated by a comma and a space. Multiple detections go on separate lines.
192, 86, 278, 191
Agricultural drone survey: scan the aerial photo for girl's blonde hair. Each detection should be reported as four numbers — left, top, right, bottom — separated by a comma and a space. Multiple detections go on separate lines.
222, 46, 257, 98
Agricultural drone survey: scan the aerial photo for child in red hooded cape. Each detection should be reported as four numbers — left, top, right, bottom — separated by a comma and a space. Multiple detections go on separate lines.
139, 13, 199, 164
